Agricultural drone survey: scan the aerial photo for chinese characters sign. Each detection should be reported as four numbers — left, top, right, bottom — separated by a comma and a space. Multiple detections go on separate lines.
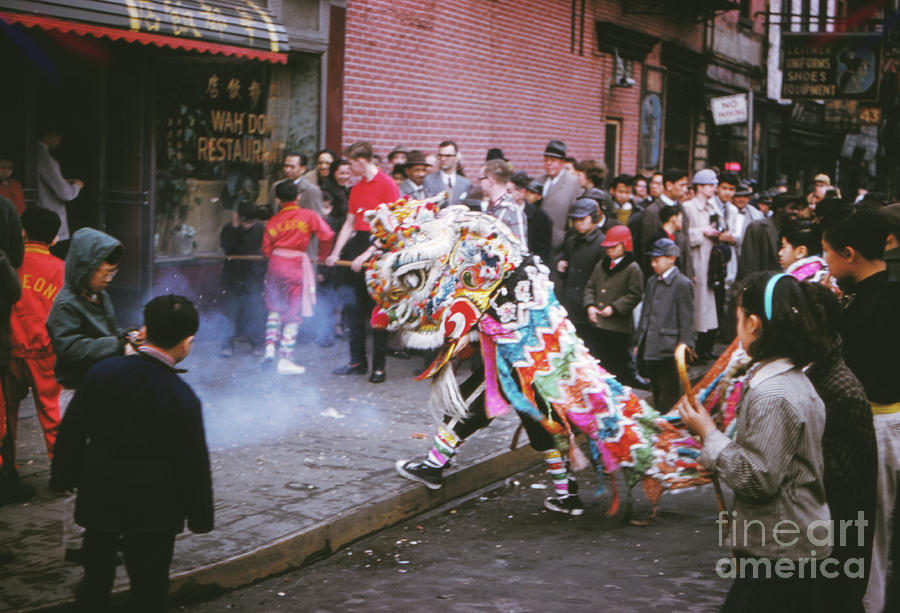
782, 34, 880, 100
158, 62, 275, 175
124, 0, 284, 52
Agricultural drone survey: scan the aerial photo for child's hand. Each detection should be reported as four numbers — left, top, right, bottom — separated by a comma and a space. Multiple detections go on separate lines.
587, 305, 601, 324
556, 260, 568, 273
599, 306, 613, 317
675, 395, 716, 440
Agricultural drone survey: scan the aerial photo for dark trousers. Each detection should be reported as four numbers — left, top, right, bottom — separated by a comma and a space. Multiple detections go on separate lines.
821, 493, 874, 613
696, 329, 719, 357
343, 232, 386, 371
446, 367, 555, 452
346, 275, 387, 370
76, 529, 175, 613
643, 357, 680, 412
581, 326, 632, 383
722, 559, 824, 613
221, 282, 266, 348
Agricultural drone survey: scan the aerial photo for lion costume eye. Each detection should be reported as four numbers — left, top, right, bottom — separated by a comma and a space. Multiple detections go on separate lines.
402, 270, 425, 290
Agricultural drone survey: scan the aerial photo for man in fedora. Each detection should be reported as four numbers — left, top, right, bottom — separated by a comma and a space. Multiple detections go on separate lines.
486, 148, 507, 163
424, 140, 471, 206
398, 150, 430, 200
538, 139, 581, 260
387, 146, 408, 168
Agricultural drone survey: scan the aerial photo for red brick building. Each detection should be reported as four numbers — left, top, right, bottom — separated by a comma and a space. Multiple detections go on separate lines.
335, 1, 737, 178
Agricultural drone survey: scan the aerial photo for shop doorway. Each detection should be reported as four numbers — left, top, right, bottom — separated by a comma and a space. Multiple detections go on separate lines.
0, 28, 152, 321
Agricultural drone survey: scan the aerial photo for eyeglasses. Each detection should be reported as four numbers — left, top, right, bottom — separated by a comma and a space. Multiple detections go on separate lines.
437, 153, 456, 158
477, 176, 487, 181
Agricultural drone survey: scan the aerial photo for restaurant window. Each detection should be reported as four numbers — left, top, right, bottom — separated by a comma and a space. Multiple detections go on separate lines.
154, 56, 320, 259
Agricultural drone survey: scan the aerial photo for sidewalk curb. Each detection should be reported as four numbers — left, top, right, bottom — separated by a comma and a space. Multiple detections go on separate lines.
21, 368, 709, 612
22, 443, 544, 612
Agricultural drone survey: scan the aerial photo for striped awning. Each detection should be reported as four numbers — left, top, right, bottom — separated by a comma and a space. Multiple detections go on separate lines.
0, 0, 289, 63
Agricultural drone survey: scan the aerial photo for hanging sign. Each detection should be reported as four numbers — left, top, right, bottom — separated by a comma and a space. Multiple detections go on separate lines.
782, 33, 880, 100
711, 93, 748, 126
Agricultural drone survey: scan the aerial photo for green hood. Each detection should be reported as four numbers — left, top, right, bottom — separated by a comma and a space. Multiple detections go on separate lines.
65, 228, 122, 290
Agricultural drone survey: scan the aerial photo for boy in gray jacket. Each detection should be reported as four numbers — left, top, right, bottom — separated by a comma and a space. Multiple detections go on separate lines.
635, 238, 694, 411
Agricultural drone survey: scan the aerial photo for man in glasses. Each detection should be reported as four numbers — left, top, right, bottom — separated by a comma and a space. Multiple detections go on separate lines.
424, 140, 471, 206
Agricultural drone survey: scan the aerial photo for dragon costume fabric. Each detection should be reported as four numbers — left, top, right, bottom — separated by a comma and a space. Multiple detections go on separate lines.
364, 196, 709, 510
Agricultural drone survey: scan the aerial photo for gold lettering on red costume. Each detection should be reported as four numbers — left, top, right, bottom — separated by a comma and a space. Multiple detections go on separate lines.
43, 282, 59, 300
269, 219, 310, 236
20, 274, 60, 301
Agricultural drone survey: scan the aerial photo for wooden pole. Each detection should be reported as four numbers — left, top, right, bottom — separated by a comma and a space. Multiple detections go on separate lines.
193, 254, 354, 267
675, 343, 729, 524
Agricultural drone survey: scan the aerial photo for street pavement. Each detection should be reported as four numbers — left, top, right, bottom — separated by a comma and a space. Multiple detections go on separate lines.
177, 462, 732, 612
0, 331, 716, 612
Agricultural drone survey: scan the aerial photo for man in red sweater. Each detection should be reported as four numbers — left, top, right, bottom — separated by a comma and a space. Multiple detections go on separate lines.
3, 207, 64, 481
325, 141, 400, 383
262, 181, 334, 375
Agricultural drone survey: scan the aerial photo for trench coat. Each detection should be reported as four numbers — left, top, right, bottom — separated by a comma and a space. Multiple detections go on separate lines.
680, 196, 719, 332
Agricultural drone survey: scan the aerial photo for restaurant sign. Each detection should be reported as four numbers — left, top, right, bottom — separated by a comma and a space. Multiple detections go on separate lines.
782, 33, 880, 100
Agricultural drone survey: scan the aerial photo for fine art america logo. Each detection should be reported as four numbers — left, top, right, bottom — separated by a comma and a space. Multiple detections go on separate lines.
714, 512, 868, 579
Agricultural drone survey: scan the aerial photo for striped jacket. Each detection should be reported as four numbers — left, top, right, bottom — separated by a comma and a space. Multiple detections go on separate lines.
700, 358, 831, 560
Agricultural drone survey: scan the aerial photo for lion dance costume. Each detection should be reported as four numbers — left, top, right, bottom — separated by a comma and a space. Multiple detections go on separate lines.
363, 196, 712, 518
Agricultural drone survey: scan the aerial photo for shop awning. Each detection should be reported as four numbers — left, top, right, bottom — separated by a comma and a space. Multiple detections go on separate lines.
0, 0, 289, 63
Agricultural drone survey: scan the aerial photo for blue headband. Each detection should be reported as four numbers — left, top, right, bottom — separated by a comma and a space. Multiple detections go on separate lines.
763, 273, 790, 321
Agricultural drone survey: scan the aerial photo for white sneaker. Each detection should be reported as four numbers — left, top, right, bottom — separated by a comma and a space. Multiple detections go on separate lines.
262, 344, 276, 363
277, 359, 306, 375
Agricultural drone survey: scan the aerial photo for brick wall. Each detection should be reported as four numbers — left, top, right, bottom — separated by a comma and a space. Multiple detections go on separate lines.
342, 0, 704, 178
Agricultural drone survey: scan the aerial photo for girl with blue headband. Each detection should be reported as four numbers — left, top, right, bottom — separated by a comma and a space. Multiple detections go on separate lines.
677, 271, 831, 611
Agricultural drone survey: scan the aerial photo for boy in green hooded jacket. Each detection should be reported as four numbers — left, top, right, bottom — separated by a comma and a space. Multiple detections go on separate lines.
46, 227, 139, 562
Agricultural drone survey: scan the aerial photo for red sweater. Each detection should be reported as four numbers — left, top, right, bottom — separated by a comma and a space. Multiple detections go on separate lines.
9, 242, 65, 358
263, 204, 335, 260
349, 170, 401, 232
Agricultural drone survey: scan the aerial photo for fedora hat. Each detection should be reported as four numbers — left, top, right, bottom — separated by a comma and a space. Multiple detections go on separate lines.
544, 139, 566, 159
403, 150, 428, 167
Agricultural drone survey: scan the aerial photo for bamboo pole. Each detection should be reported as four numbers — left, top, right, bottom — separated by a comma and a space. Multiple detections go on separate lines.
193, 254, 353, 266
675, 343, 729, 526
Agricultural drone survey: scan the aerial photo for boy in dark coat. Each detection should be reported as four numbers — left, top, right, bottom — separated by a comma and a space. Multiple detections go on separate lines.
555, 198, 614, 342
582, 225, 644, 386
50, 295, 213, 613
822, 206, 900, 612
636, 238, 695, 412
